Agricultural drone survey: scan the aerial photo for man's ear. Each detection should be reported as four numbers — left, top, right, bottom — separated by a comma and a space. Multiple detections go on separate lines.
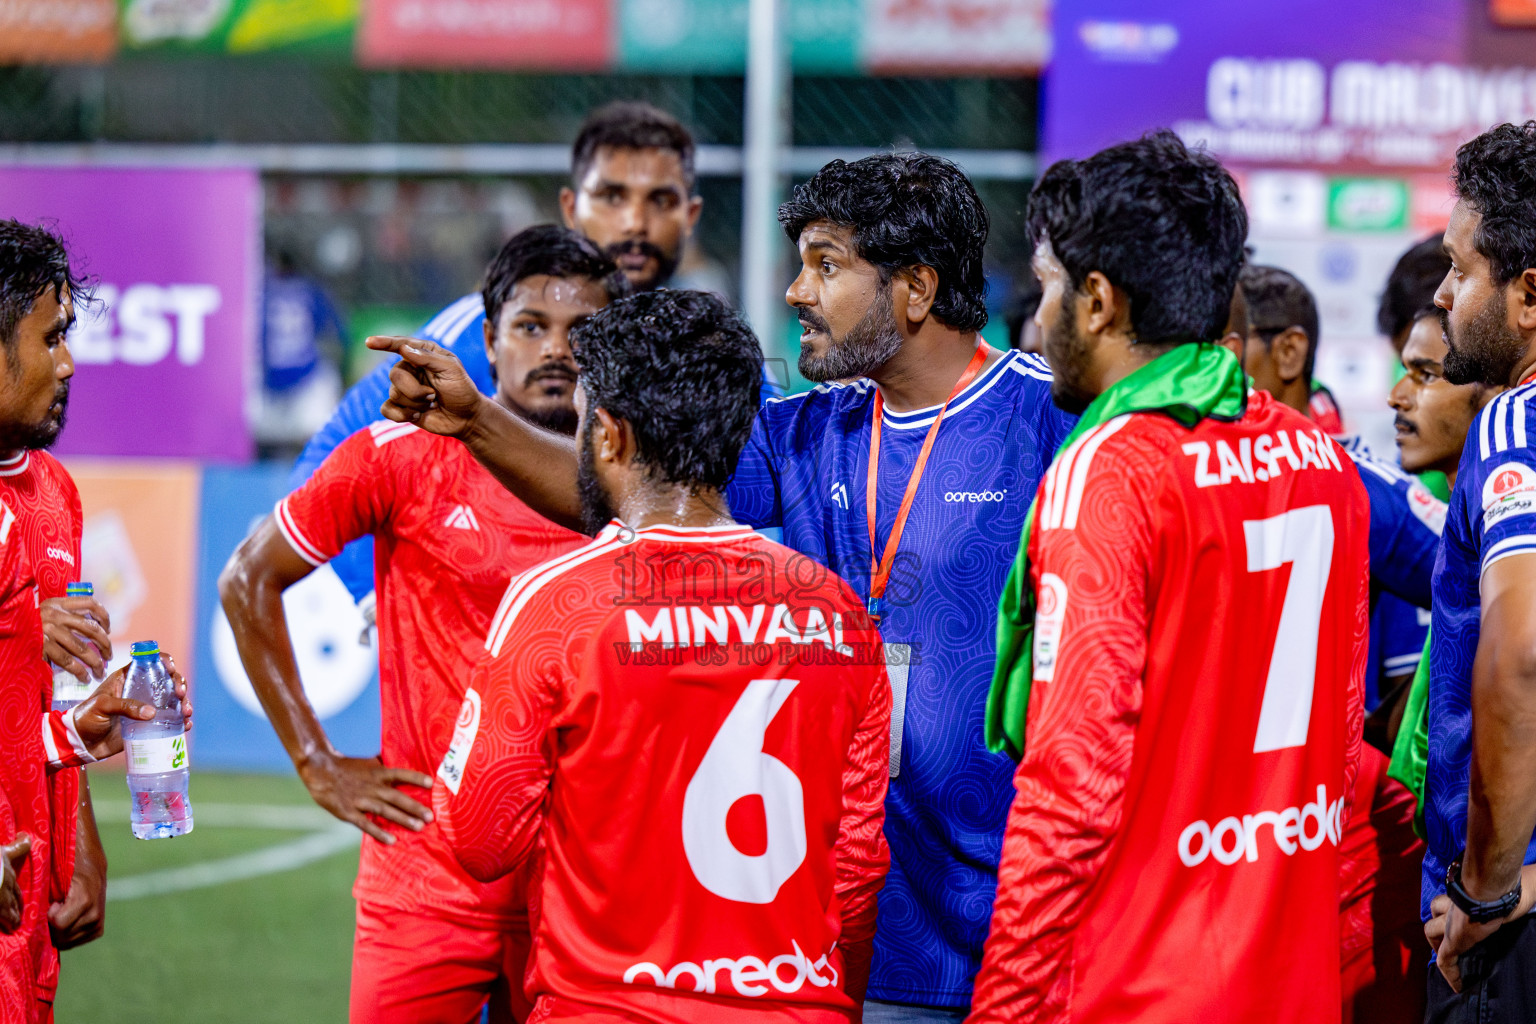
594, 406, 630, 465
482, 315, 496, 367
559, 187, 578, 230
1081, 271, 1127, 337
1273, 327, 1311, 385
685, 194, 703, 235
897, 265, 939, 326
1218, 332, 1244, 363
1514, 268, 1536, 332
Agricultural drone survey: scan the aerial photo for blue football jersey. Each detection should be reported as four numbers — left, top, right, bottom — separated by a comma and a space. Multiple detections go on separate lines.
1346, 446, 1444, 610
727, 349, 1076, 1006
290, 292, 784, 604
1425, 382, 1536, 920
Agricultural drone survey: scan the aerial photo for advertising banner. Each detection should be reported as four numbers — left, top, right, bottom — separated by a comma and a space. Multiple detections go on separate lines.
618, 0, 859, 72
1042, 0, 1536, 455
0, 166, 258, 461
863, 0, 1049, 74
193, 464, 380, 771
117, 0, 356, 54
62, 459, 200, 685
0, 0, 118, 63
358, 0, 612, 70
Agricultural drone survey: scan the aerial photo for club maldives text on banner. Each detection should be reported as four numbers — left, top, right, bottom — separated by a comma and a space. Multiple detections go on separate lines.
0, 166, 259, 461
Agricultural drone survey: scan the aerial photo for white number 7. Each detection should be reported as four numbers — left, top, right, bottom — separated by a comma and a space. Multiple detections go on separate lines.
1244, 505, 1335, 754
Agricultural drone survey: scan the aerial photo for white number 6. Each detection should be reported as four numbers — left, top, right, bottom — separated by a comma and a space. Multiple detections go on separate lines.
681, 678, 808, 904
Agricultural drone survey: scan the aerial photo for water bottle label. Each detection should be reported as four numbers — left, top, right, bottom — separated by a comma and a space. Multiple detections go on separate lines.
51, 666, 92, 703
127, 733, 188, 775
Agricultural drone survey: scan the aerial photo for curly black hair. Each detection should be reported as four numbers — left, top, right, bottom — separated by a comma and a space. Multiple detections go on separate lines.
1027, 130, 1248, 348
0, 219, 90, 354
1377, 234, 1449, 341
571, 101, 696, 191
572, 289, 762, 491
1453, 121, 1536, 285
778, 152, 990, 333
481, 224, 629, 328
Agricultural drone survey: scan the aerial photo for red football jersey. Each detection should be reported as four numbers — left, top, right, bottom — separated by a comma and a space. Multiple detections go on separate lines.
970, 391, 1370, 1024
276, 420, 584, 927
0, 487, 68, 1019
435, 522, 891, 1023
1, 450, 84, 919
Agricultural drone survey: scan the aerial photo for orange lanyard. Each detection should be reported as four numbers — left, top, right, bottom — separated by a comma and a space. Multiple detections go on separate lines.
865, 342, 990, 621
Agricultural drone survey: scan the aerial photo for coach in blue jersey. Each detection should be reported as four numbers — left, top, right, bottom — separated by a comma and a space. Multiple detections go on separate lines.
288, 102, 776, 615
1419, 121, 1536, 1021
369, 152, 1076, 1019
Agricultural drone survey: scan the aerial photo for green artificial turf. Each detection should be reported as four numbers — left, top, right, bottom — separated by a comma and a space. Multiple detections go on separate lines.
55, 770, 358, 1023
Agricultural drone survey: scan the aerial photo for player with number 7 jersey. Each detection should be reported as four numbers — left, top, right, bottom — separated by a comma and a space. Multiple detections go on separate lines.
435, 520, 892, 1024
972, 383, 1371, 1023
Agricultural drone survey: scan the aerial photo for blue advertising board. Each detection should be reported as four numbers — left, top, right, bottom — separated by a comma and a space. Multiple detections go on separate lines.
193, 464, 381, 771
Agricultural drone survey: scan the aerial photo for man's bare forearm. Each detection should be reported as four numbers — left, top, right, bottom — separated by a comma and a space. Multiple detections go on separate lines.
461, 398, 584, 531
1465, 601, 1536, 898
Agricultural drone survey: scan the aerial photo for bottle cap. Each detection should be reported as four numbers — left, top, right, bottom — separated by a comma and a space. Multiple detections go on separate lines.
130, 641, 159, 659
66, 582, 93, 597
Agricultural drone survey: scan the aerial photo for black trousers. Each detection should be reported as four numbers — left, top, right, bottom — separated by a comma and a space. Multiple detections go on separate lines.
1425, 914, 1536, 1023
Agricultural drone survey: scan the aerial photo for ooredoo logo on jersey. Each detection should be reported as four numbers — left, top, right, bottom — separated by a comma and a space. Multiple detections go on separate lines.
1482, 463, 1536, 529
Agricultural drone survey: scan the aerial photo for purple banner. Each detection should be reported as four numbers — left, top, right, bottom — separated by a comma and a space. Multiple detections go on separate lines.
0, 166, 258, 461
1044, 0, 1493, 172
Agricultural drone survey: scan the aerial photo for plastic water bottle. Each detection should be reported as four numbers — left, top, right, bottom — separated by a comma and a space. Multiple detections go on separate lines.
122, 641, 193, 840
50, 582, 102, 713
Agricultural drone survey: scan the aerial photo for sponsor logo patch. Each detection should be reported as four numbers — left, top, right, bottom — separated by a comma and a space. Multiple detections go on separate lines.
1482, 463, 1536, 529
1407, 481, 1447, 536
436, 688, 481, 794
1033, 573, 1069, 683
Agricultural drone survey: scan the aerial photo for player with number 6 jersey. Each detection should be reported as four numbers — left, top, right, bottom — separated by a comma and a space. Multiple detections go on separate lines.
973, 133, 1371, 1023
435, 290, 891, 1024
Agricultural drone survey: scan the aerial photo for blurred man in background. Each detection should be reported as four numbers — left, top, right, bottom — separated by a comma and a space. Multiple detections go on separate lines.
219, 227, 624, 1023
1380, 235, 1453, 356
1417, 121, 1536, 1020
975, 131, 1369, 1024
436, 290, 891, 1022
254, 246, 347, 459
291, 101, 748, 632
1231, 263, 1437, 1023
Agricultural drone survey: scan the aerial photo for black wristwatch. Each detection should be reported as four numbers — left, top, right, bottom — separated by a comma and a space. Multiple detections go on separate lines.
1445, 852, 1523, 923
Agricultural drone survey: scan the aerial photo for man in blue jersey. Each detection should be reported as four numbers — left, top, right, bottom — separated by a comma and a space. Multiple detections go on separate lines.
1417, 121, 1536, 1021
369, 152, 1076, 1020
291, 102, 770, 620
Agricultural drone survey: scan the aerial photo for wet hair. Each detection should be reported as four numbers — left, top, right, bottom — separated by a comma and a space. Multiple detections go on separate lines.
1453, 121, 1536, 285
572, 289, 762, 490
1239, 264, 1320, 381
1377, 234, 1450, 340
0, 219, 90, 355
778, 152, 990, 333
570, 101, 697, 191
481, 224, 629, 328
1027, 130, 1247, 348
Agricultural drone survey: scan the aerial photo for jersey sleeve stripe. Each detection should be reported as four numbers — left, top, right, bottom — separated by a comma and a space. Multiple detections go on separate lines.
1384, 653, 1423, 672
1495, 393, 1511, 453
1062, 415, 1131, 530
274, 498, 330, 567
1043, 429, 1092, 529
1516, 392, 1529, 449
487, 537, 629, 657
1482, 536, 1536, 575
1480, 399, 1494, 460
42, 710, 94, 768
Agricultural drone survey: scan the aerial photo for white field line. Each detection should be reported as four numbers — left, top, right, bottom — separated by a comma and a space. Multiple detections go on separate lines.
93, 801, 361, 902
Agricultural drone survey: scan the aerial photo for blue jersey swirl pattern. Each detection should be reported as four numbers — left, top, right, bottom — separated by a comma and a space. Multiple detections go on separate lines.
1425, 382, 1536, 924
727, 350, 1076, 1007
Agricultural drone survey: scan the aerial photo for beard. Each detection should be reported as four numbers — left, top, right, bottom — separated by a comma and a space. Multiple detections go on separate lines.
1041, 293, 1097, 415
1442, 293, 1525, 387
604, 239, 679, 292
577, 414, 618, 536
0, 382, 68, 452
797, 291, 903, 383
493, 361, 579, 436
